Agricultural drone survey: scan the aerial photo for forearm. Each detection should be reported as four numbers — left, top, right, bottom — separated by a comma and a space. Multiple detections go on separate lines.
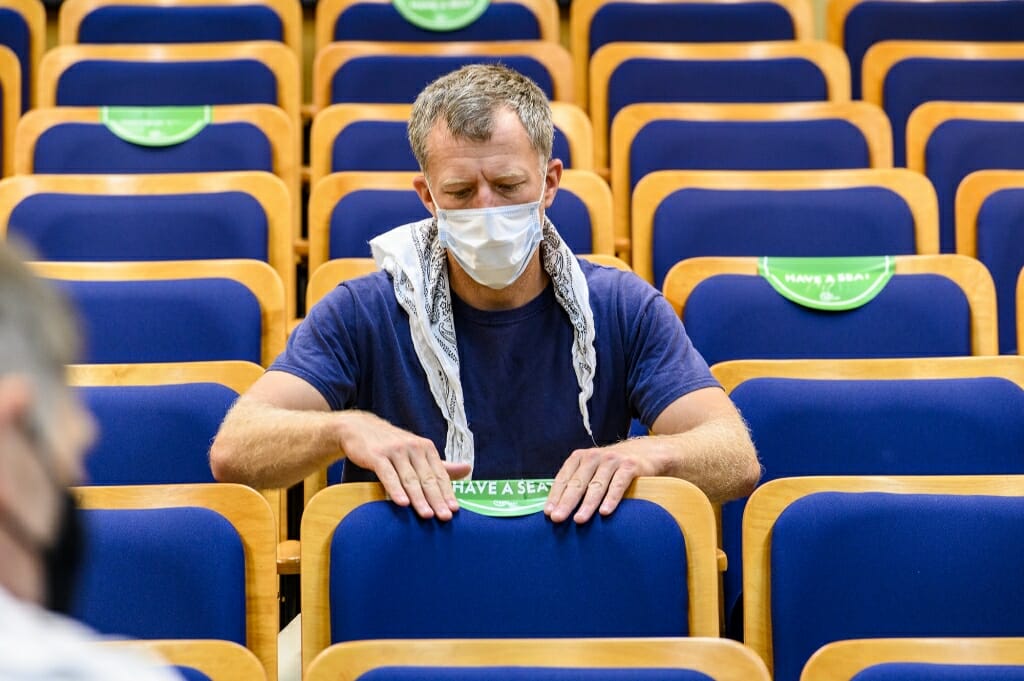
210, 398, 348, 489
621, 414, 761, 503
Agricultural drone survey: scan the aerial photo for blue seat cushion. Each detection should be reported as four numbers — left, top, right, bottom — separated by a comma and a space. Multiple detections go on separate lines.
73, 507, 246, 643
329, 498, 689, 641
77, 5, 283, 44
770, 492, 1024, 681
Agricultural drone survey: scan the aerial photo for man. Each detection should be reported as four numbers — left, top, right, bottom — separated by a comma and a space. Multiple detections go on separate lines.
211, 64, 760, 523
0, 243, 181, 680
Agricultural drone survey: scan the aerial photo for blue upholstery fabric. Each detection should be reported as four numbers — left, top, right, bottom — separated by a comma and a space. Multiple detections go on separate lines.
72, 507, 247, 643
851, 663, 1024, 681
682, 274, 972, 365
0, 8, 30, 112
924, 119, 1024, 254
9, 192, 269, 262
844, 0, 1024, 98
552, 127, 572, 167
547, 189, 593, 253
650, 186, 917, 289
55, 60, 278, 107
358, 669, 714, 681
329, 56, 556, 104
175, 668, 214, 681
589, 2, 794, 56
770, 492, 1024, 681
721, 376, 1024, 636
975, 187, 1024, 353
331, 121, 417, 172
328, 499, 689, 642
332, 4, 540, 41
51, 278, 263, 364
607, 58, 828, 133
79, 382, 240, 485
883, 58, 1024, 167
329, 121, 573, 171
31, 122, 274, 174
328, 189, 429, 258
77, 6, 283, 43
629, 119, 872, 193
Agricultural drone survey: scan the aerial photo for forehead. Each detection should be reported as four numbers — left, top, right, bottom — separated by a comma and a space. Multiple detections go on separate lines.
424, 108, 541, 183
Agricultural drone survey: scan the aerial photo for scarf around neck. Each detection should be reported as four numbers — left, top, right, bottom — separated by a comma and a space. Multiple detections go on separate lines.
369, 216, 596, 475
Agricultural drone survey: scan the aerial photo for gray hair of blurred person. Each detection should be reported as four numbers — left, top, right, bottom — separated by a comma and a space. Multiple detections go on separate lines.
408, 64, 554, 175
0, 242, 79, 433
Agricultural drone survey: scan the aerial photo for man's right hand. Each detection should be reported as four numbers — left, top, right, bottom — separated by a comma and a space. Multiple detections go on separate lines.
335, 411, 471, 520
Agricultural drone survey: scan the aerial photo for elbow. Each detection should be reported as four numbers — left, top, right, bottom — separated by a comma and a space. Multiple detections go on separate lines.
209, 433, 246, 484
738, 447, 762, 498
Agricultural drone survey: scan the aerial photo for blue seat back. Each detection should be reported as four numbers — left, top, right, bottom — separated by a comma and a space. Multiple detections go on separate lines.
175, 668, 215, 681
79, 382, 240, 485
770, 492, 1024, 681
925, 119, 1024, 254
51, 277, 264, 364
8, 191, 269, 262
629, 119, 872, 194
975, 186, 1024, 353
850, 663, 1024, 681
590, 2, 795, 57
357, 669, 714, 681
56, 59, 278, 107
72, 506, 247, 642
31, 121, 274, 174
884, 57, 1024, 166
76, 5, 284, 44
650, 186, 917, 289
608, 58, 829, 133
331, 3, 541, 41
0, 8, 31, 111
328, 499, 689, 642
722, 376, 1024, 636
843, 0, 1024, 98
329, 55, 555, 104
683, 273, 972, 365
328, 189, 429, 259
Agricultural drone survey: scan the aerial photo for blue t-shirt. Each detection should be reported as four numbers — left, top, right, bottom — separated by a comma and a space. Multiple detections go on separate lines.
272, 260, 718, 480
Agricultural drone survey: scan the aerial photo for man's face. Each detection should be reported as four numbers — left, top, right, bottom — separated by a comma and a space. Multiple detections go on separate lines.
0, 383, 95, 551
416, 107, 557, 216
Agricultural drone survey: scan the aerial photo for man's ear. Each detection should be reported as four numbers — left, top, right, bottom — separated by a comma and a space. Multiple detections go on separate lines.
412, 175, 436, 217
543, 158, 563, 209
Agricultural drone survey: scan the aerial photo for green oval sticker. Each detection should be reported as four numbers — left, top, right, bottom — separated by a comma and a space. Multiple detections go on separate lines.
392, 0, 490, 31
758, 256, 895, 311
101, 106, 212, 147
452, 478, 552, 517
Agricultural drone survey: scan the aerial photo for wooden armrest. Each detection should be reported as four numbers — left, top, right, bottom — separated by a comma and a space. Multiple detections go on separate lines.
277, 539, 300, 575
716, 548, 728, 573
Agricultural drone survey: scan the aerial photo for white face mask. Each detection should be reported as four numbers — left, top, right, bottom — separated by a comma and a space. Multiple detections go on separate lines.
433, 184, 545, 290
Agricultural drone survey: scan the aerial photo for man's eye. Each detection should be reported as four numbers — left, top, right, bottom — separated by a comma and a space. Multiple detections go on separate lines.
498, 183, 523, 193
448, 189, 471, 199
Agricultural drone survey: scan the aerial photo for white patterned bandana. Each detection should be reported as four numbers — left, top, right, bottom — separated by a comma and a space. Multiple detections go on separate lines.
370, 216, 596, 476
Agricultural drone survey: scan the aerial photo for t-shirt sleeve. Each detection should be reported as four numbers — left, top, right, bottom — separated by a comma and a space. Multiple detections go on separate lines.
625, 285, 721, 428
269, 285, 361, 411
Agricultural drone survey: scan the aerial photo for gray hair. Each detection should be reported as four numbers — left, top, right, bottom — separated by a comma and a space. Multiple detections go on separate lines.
0, 241, 79, 432
408, 64, 554, 173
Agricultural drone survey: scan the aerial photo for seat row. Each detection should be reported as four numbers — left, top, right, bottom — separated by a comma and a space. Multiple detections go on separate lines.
94, 635, 1024, 681
8, 0, 1024, 104
72, 471, 1024, 681
8, 162, 1024, 350
9, 97, 1024, 257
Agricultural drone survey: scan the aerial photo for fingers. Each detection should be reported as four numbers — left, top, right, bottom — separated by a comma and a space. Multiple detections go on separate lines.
545, 449, 640, 524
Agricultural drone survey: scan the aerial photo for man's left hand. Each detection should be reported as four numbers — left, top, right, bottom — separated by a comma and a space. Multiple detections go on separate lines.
544, 441, 651, 524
